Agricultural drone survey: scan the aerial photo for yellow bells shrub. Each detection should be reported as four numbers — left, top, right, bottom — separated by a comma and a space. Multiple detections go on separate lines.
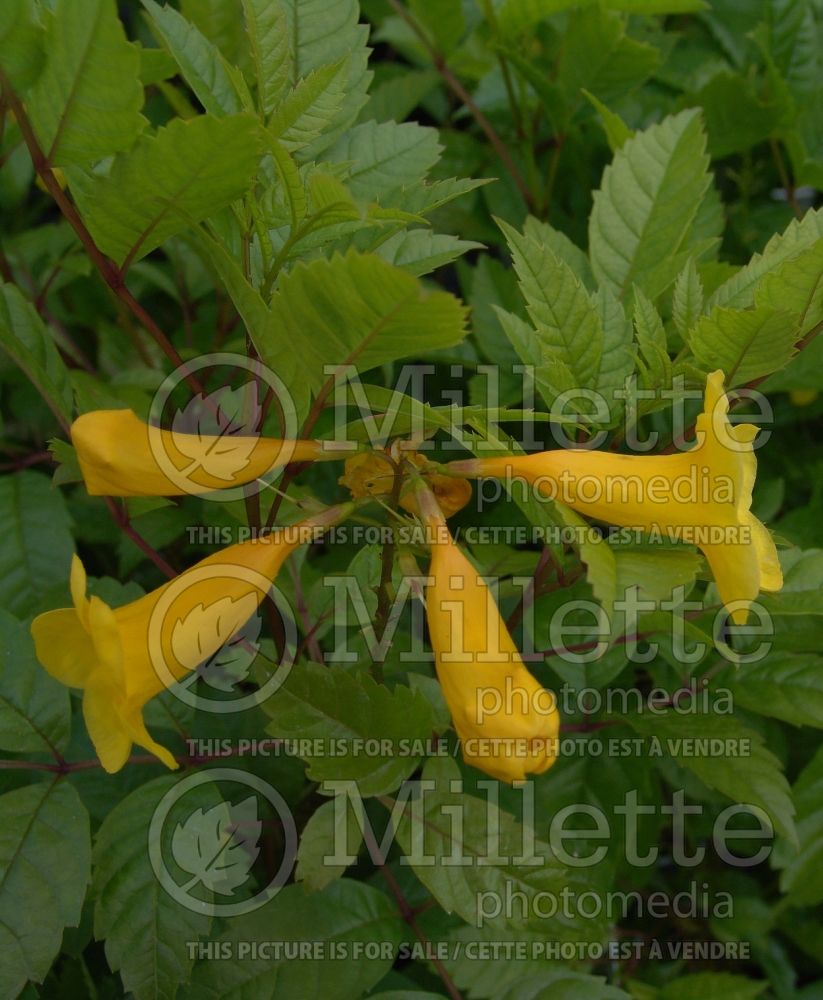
31, 504, 352, 772
448, 371, 782, 625
416, 483, 559, 782
71, 408, 335, 497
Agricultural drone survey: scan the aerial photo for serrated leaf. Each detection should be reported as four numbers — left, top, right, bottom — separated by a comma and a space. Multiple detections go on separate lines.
93, 776, 224, 1000
687, 304, 799, 385
268, 59, 347, 153
280, 0, 371, 156
390, 757, 609, 939
708, 206, 823, 311
296, 798, 363, 891
622, 710, 797, 844
28, 0, 144, 167
0, 781, 90, 999
500, 219, 604, 391
776, 745, 823, 905
263, 661, 436, 795
242, 0, 289, 117
0, 608, 70, 755
0, 472, 74, 617
183, 880, 404, 999
673, 257, 705, 339
589, 109, 711, 298
756, 238, 823, 339
722, 653, 823, 729
261, 249, 467, 391
75, 113, 261, 267
595, 284, 634, 405
142, 0, 245, 116
583, 89, 634, 151
376, 230, 483, 277
326, 120, 442, 202
0, 282, 73, 423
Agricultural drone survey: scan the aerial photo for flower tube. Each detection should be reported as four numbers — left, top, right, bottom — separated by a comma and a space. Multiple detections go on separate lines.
31, 504, 352, 772
448, 371, 782, 625
416, 483, 559, 782
71, 408, 335, 497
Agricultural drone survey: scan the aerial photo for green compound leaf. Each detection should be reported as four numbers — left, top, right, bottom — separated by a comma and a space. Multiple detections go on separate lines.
28, 0, 144, 166
264, 662, 437, 796
589, 109, 711, 299
75, 113, 261, 267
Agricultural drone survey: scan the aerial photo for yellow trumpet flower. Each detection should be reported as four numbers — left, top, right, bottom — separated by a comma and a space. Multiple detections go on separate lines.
31, 505, 351, 772
416, 483, 559, 782
71, 408, 334, 497
448, 371, 782, 625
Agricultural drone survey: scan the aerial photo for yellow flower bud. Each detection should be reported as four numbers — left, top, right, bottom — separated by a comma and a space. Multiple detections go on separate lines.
417, 485, 559, 782
71, 408, 333, 497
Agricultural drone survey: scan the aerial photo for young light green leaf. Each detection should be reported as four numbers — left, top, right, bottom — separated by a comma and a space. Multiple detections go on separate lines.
142, 0, 245, 116
268, 59, 347, 153
582, 89, 634, 151
242, 0, 289, 117
325, 120, 442, 202
0, 782, 90, 999
28, 0, 144, 166
500, 218, 604, 390
261, 250, 468, 391
672, 258, 705, 339
280, 0, 371, 154
709, 206, 823, 310
376, 230, 483, 277
589, 109, 711, 298
0, 609, 70, 755
595, 285, 634, 404
75, 113, 261, 268
756, 238, 823, 339
687, 304, 799, 385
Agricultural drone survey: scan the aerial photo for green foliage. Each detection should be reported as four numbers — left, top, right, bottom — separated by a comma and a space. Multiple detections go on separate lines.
0, 781, 90, 998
